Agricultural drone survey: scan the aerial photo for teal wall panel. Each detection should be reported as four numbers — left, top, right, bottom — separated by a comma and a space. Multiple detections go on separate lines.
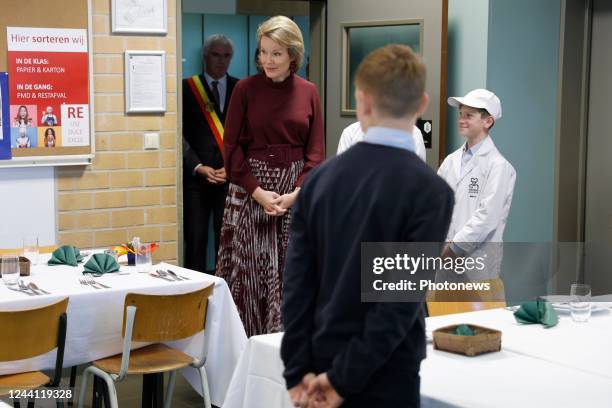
203, 14, 249, 79
182, 13, 203, 78
487, 0, 561, 242
248, 15, 270, 76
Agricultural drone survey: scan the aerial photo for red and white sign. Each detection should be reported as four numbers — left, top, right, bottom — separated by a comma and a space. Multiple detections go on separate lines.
7, 27, 89, 148
61, 104, 89, 146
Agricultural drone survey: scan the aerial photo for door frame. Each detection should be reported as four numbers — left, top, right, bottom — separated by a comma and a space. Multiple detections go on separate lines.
553, 0, 592, 288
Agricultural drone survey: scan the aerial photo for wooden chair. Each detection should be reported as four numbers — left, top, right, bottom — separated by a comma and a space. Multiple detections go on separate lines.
77, 284, 215, 408
0, 298, 69, 408
426, 278, 507, 317
0, 245, 77, 406
0, 245, 78, 406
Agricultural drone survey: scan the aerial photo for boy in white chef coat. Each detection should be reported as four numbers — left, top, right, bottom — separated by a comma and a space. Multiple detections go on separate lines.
337, 121, 427, 162
438, 89, 516, 280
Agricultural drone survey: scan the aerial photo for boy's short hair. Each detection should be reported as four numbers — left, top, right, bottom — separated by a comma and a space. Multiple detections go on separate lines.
355, 44, 426, 118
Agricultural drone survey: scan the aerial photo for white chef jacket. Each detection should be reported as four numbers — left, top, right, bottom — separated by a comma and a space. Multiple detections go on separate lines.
437, 136, 516, 278
337, 122, 427, 162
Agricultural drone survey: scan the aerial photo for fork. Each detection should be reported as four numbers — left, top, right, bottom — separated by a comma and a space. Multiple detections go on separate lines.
8, 285, 35, 296
85, 275, 110, 289
79, 278, 98, 289
150, 271, 174, 281
156, 270, 179, 281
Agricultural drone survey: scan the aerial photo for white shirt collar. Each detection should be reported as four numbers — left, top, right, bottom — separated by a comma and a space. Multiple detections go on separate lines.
203, 72, 227, 89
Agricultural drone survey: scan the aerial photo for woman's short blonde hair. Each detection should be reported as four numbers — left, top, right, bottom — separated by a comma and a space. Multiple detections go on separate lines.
256, 15, 304, 73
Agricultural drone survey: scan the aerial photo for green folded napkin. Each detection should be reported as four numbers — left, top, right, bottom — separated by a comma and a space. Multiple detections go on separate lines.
455, 324, 475, 336
48, 245, 85, 266
514, 300, 559, 328
83, 254, 120, 275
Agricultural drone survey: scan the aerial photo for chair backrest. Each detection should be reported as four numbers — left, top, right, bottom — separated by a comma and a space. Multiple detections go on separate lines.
0, 298, 69, 361
426, 278, 506, 317
122, 284, 214, 342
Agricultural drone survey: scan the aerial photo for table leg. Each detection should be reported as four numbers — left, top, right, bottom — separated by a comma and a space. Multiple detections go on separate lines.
92, 376, 102, 408
67, 365, 77, 407
142, 373, 163, 408
101, 378, 111, 408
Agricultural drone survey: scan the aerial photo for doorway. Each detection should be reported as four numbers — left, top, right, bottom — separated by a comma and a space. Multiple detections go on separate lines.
179, 2, 319, 271
583, 0, 612, 295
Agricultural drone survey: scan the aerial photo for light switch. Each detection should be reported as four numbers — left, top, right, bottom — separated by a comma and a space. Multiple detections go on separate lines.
144, 132, 160, 150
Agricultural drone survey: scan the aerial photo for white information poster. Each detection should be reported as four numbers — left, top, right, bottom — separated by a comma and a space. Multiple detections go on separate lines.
125, 51, 166, 113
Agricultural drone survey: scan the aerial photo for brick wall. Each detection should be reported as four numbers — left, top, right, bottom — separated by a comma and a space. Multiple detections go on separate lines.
56, 0, 179, 264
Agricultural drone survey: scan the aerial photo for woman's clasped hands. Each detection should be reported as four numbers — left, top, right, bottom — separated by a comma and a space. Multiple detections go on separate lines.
252, 187, 300, 216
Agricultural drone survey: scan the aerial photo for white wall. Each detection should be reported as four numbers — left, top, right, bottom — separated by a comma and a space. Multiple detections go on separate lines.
0, 167, 56, 248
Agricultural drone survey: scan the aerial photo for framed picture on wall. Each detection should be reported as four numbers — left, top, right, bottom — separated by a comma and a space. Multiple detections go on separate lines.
112, 0, 167, 34
341, 19, 424, 116
124, 50, 166, 113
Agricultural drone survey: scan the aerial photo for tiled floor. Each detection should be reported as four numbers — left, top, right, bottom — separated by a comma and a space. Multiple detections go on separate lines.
1, 366, 209, 408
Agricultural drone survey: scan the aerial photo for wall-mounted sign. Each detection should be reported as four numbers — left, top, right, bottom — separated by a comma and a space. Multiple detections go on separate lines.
125, 50, 166, 113
416, 119, 432, 149
6, 27, 91, 158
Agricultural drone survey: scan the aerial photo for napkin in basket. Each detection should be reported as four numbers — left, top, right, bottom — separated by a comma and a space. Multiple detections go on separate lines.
48, 245, 85, 267
513, 299, 559, 328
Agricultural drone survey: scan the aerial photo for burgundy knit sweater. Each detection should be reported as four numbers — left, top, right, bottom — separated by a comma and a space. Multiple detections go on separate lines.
223, 73, 325, 194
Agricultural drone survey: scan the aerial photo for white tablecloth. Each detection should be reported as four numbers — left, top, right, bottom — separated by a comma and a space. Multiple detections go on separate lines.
223, 308, 612, 408
426, 306, 612, 380
223, 333, 289, 408
0, 259, 247, 407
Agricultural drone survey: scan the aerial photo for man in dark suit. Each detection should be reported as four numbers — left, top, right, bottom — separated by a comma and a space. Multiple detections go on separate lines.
183, 34, 238, 273
281, 45, 454, 407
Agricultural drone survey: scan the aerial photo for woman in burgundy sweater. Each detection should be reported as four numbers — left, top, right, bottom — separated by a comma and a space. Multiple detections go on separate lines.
217, 15, 325, 336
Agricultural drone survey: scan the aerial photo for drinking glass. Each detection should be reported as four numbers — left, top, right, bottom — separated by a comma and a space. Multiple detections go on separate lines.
104, 248, 118, 261
23, 235, 39, 265
136, 243, 153, 273
570, 283, 591, 322
1, 255, 20, 287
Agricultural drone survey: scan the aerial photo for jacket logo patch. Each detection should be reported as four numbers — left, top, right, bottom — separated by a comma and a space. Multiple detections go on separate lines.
468, 177, 479, 197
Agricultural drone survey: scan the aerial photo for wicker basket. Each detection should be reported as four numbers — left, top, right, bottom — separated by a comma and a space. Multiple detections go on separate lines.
0, 256, 31, 277
433, 324, 501, 356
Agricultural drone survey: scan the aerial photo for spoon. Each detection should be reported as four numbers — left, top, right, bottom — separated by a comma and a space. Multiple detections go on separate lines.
18, 280, 39, 295
29, 282, 51, 294
166, 270, 188, 281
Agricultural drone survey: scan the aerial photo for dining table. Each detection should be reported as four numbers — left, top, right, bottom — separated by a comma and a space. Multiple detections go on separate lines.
0, 254, 248, 407
223, 304, 612, 408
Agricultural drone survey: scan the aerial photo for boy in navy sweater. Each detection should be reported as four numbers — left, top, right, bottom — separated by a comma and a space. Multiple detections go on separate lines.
281, 45, 454, 407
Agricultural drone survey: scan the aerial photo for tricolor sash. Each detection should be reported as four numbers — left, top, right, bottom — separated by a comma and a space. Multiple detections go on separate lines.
186, 75, 224, 151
